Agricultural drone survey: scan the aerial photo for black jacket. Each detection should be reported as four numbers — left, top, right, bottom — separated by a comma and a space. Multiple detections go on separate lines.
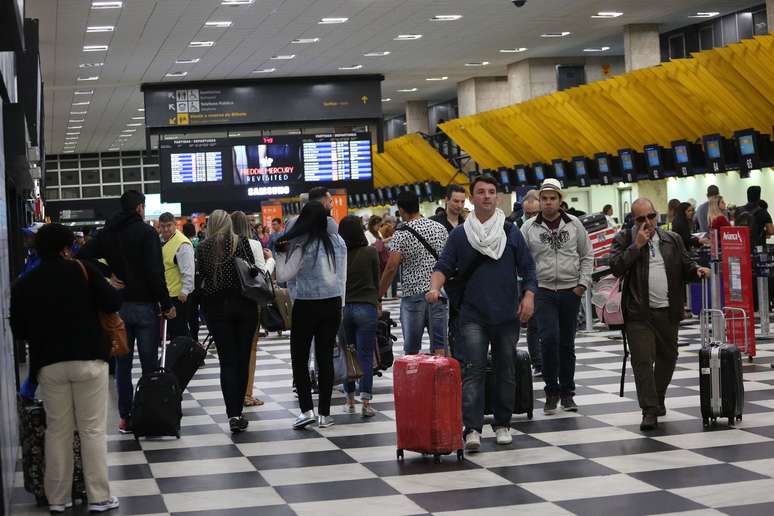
78, 210, 172, 311
609, 227, 700, 324
11, 258, 123, 380
430, 213, 464, 233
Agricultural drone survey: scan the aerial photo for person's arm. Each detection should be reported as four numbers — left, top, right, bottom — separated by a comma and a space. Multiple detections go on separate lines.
84, 260, 123, 313
427, 230, 459, 303
370, 248, 381, 295
512, 230, 537, 295
336, 237, 347, 304
765, 211, 774, 236
379, 251, 402, 299
176, 243, 195, 299
249, 239, 267, 271
145, 230, 173, 313
575, 221, 594, 291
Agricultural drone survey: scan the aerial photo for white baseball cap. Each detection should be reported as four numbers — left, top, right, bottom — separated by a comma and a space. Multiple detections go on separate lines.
539, 178, 563, 198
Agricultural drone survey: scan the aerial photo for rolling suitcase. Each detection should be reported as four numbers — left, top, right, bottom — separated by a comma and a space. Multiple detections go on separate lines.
132, 320, 183, 439
698, 279, 746, 427
393, 355, 464, 463
484, 348, 534, 420
165, 333, 212, 392
18, 396, 87, 507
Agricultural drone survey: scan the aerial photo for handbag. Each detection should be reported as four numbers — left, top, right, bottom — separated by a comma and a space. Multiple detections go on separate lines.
260, 304, 286, 332
234, 238, 275, 306
591, 274, 624, 327
74, 260, 129, 357
343, 344, 363, 381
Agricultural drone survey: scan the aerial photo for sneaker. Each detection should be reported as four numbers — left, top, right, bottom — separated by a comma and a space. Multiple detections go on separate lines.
543, 395, 559, 415
229, 417, 245, 434
495, 427, 513, 445
361, 404, 376, 418
464, 430, 481, 452
237, 415, 249, 431
88, 496, 119, 513
293, 410, 316, 430
49, 502, 73, 513
118, 418, 132, 435
317, 415, 335, 428
640, 414, 658, 431
343, 402, 356, 414
561, 396, 578, 412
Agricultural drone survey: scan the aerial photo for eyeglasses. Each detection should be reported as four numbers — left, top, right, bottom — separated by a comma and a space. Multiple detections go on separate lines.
635, 212, 658, 224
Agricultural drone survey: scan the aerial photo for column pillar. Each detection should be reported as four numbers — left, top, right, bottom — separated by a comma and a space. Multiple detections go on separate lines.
768, 0, 774, 34
405, 100, 429, 134
456, 77, 509, 117
623, 24, 661, 72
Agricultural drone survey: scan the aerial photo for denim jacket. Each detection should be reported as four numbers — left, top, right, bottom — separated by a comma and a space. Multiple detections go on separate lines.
288, 230, 347, 302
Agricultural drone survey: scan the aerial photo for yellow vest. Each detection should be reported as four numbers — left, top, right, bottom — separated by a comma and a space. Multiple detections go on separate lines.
162, 230, 192, 298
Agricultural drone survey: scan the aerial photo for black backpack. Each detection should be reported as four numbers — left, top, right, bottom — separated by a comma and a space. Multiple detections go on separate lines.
735, 205, 764, 247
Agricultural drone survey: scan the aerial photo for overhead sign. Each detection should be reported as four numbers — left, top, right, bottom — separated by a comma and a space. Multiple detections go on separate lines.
142, 76, 383, 128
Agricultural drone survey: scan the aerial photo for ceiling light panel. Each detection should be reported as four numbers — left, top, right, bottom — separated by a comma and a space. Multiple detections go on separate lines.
126, 123, 142, 127
271, 54, 295, 60
86, 26, 114, 33
292, 38, 320, 44
338, 64, 363, 70
430, 15, 462, 21
397, 88, 418, 92
72, 101, 90, 106
252, 68, 276, 73
464, 61, 489, 67
91, 1, 122, 8
221, 0, 253, 5
541, 32, 571, 37
175, 58, 200, 64
591, 12, 623, 18
74, 90, 94, 95
189, 41, 215, 47
381, 98, 391, 102
319, 17, 348, 24
394, 34, 422, 40
165, 71, 188, 77
131, 116, 144, 120
691, 12, 720, 18
583, 46, 611, 52
79, 62, 104, 68
69, 119, 85, 123
205, 21, 232, 28
364, 51, 390, 57
83, 45, 109, 52
70, 111, 88, 115
77, 76, 99, 81
499, 48, 528, 53
425, 76, 448, 81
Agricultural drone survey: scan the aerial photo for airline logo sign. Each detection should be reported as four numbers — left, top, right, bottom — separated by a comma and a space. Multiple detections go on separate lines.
722, 231, 742, 242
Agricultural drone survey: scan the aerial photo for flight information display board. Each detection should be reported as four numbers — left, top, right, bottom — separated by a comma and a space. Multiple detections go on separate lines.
302, 134, 373, 182
170, 151, 223, 183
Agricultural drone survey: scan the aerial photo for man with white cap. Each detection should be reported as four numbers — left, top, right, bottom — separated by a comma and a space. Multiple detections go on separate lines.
521, 178, 593, 415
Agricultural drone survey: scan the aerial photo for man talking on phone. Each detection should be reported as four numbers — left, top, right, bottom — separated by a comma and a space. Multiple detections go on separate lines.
609, 198, 710, 431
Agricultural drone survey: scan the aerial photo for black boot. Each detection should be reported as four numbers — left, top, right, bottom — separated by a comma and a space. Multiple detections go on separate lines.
640, 414, 657, 431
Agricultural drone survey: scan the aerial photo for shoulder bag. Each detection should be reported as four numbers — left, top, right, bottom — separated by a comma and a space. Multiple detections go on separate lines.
75, 260, 129, 357
234, 238, 275, 306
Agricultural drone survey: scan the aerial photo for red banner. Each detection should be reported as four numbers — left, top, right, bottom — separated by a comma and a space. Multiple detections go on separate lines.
261, 203, 283, 229
330, 189, 348, 224
720, 226, 755, 357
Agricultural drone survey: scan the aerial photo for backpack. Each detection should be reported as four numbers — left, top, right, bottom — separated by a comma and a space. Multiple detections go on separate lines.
735, 205, 764, 247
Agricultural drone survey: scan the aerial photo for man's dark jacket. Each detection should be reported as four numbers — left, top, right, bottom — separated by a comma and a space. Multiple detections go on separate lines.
78, 210, 172, 312
609, 227, 700, 324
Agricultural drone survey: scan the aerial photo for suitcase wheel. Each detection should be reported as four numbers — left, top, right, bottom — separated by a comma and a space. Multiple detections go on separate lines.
396, 448, 404, 461
527, 410, 533, 420
737, 415, 743, 421
457, 449, 464, 462
748, 355, 754, 363
702, 418, 709, 427
433, 454, 442, 464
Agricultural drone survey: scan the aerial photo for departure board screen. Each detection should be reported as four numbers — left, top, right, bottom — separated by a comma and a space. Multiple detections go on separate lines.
170, 151, 223, 183
575, 160, 587, 176
705, 139, 721, 159
674, 145, 690, 164
302, 133, 373, 182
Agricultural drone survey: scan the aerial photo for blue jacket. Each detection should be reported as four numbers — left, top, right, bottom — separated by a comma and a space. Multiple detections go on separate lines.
434, 224, 537, 326
288, 228, 347, 302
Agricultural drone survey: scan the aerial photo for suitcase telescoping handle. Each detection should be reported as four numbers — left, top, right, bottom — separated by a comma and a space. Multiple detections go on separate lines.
160, 317, 168, 368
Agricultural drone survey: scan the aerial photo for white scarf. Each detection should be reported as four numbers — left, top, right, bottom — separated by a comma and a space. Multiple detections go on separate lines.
464, 208, 507, 259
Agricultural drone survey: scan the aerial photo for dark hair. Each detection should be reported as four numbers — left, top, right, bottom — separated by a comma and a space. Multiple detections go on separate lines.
182, 223, 196, 238
271, 217, 282, 225
707, 185, 720, 197
367, 215, 382, 233
435, 207, 446, 216
120, 190, 145, 212
603, 204, 613, 214
308, 187, 329, 203
673, 202, 692, 226
339, 215, 369, 249
280, 202, 335, 266
158, 212, 175, 224
35, 224, 74, 260
561, 201, 569, 209
397, 190, 420, 215
469, 175, 498, 194
447, 184, 466, 199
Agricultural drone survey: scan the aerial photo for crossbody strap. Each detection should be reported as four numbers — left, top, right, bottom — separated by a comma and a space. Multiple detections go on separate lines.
396, 224, 439, 260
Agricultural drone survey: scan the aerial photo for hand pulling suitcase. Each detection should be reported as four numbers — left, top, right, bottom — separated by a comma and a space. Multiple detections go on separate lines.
17, 395, 87, 506
165, 333, 212, 392
698, 279, 745, 427
393, 355, 464, 463
132, 319, 183, 439
484, 348, 534, 419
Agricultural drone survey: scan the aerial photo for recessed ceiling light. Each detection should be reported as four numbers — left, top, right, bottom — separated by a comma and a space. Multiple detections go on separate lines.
67, 126, 83, 129
69, 119, 85, 123
126, 123, 142, 127
252, 68, 276, 73
91, 1, 122, 9
189, 41, 215, 47
205, 21, 232, 28
583, 46, 611, 52
591, 12, 623, 18
319, 17, 348, 24
382, 98, 392, 102
122, 129, 136, 133
118, 134, 132, 138
691, 12, 720, 18
65, 137, 79, 140
363, 51, 390, 57
72, 101, 91, 106
137, 108, 144, 112
108, 147, 119, 151
271, 54, 295, 60
79, 62, 104, 68
541, 32, 571, 38
131, 116, 144, 120
221, 0, 253, 5
338, 64, 363, 70
86, 26, 114, 33
64, 150, 75, 153
83, 45, 109, 52
77, 76, 99, 81
175, 58, 200, 64
394, 34, 422, 40
292, 38, 320, 44
66, 132, 80, 136
70, 111, 87, 115
425, 76, 448, 81
165, 71, 188, 77
430, 15, 462, 21
500, 47, 528, 53
397, 88, 418, 92
74, 90, 93, 95
464, 61, 489, 67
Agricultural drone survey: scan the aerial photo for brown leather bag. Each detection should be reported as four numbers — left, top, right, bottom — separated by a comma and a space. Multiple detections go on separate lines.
75, 260, 129, 357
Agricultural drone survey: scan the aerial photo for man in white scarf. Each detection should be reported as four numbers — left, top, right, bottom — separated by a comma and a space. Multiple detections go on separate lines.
427, 175, 537, 453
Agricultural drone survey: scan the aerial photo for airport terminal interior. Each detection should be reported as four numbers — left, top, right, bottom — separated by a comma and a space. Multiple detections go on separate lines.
3, 0, 774, 515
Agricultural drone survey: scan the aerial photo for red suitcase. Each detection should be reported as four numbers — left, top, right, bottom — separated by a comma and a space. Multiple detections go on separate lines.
393, 355, 464, 463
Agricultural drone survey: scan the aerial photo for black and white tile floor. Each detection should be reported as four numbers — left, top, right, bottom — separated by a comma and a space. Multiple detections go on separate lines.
12, 300, 774, 515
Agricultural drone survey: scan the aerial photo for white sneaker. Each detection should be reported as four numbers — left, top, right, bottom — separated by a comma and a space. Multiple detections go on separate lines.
88, 496, 119, 513
495, 427, 513, 445
464, 430, 481, 452
49, 502, 73, 513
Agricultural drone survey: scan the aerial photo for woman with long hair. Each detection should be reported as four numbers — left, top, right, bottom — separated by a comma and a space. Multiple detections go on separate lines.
365, 215, 382, 245
276, 202, 346, 429
231, 211, 274, 407
672, 202, 709, 250
195, 210, 260, 433
338, 216, 380, 417
664, 198, 681, 230
707, 195, 731, 231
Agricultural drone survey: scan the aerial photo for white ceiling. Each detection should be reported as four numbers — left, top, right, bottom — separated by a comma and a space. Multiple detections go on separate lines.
28, 0, 760, 155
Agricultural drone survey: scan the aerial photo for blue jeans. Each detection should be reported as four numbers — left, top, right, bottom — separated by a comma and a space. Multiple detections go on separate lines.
400, 292, 448, 354
534, 289, 581, 397
341, 303, 377, 400
458, 319, 519, 433
116, 302, 160, 419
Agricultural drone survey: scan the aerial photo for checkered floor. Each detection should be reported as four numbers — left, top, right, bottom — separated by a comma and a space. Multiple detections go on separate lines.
11, 300, 774, 515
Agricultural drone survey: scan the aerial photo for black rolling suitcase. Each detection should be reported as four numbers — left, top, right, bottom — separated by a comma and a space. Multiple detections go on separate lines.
165, 333, 212, 392
484, 347, 534, 420
698, 279, 746, 427
579, 213, 609, 233
132, 320, 183, 439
